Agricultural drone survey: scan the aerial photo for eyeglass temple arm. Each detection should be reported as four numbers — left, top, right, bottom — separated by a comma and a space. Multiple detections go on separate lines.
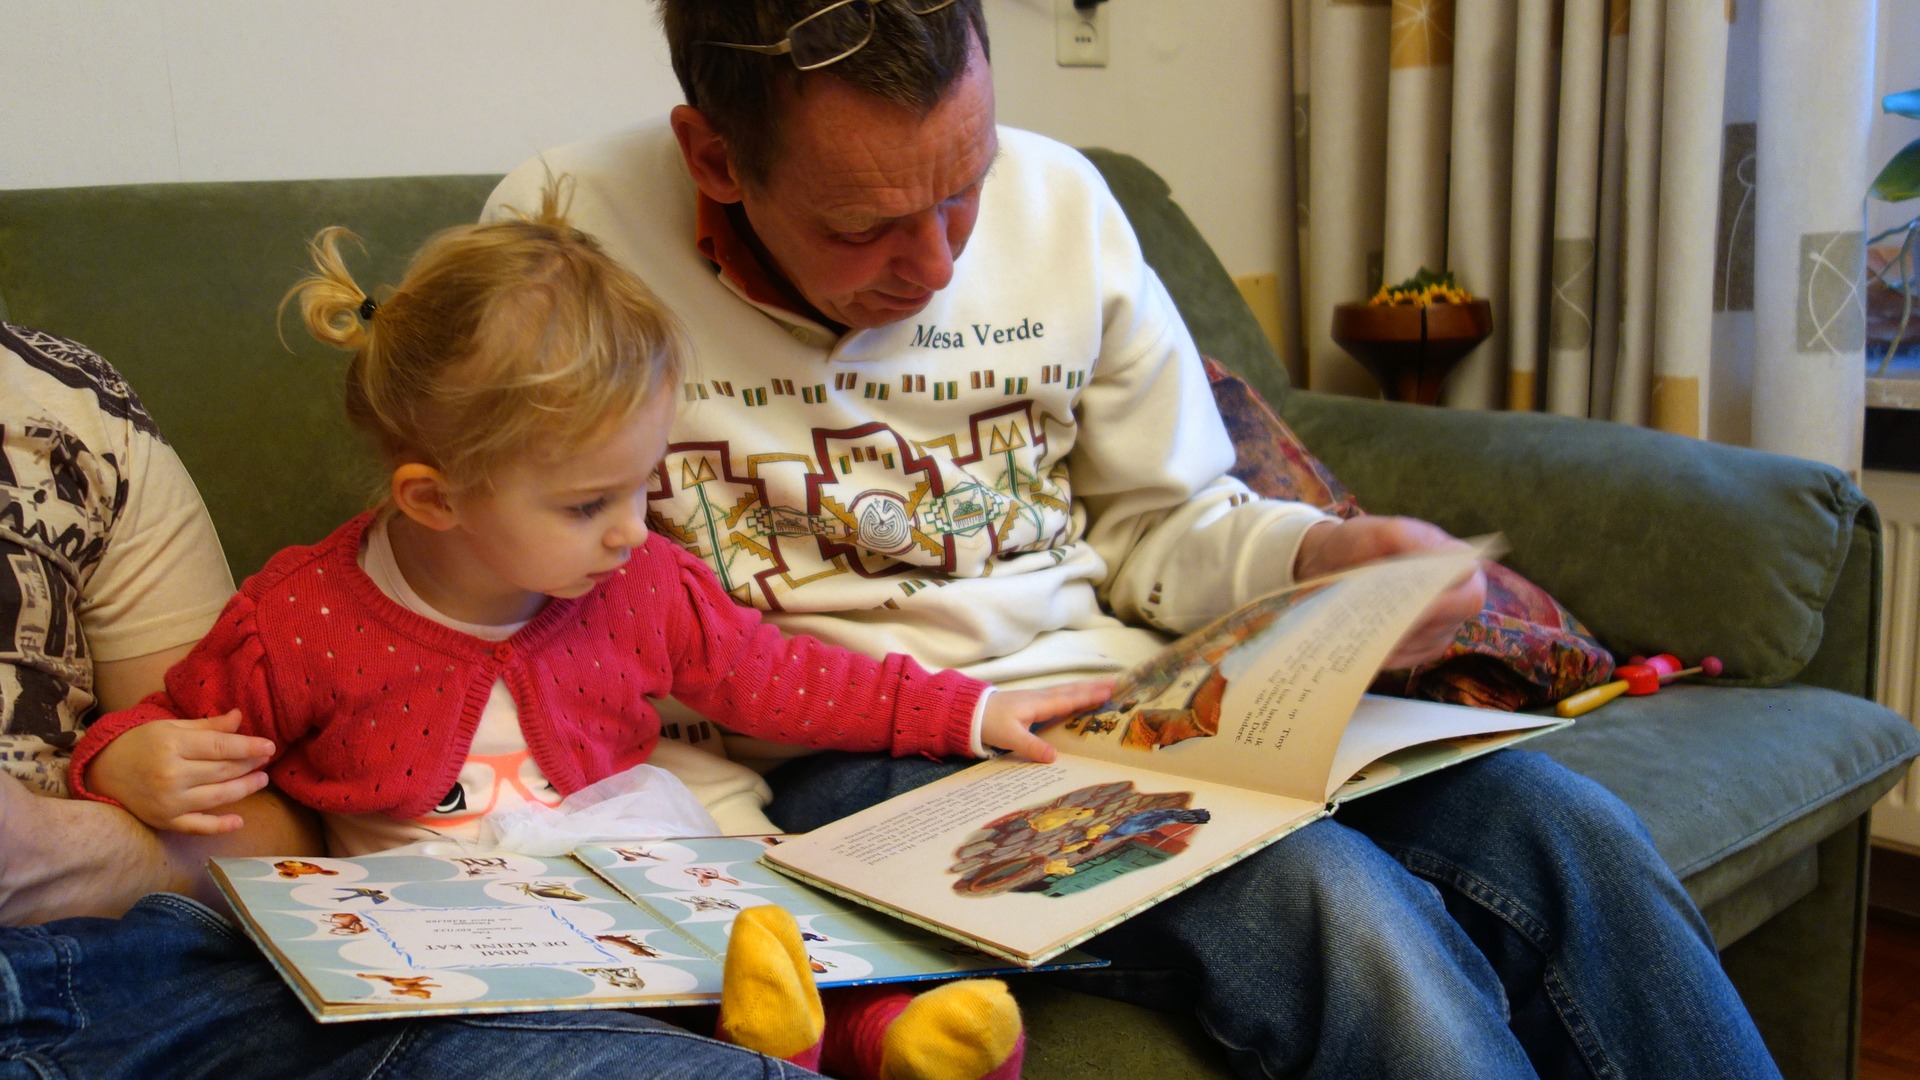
703, 40, 795, 57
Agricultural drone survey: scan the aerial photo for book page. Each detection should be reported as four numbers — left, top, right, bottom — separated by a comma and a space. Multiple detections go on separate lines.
572, 836, 1100, 985
1328, 696, 1567, 801
763, 755, 1324, 965
1041, 545, 1487, 801
211, 850, 725, 1020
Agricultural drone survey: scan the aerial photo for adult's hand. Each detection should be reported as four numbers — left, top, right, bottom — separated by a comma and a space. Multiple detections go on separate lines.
1292, 516, 1486, 671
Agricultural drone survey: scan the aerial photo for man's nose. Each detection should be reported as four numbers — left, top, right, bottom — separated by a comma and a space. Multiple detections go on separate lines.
892, 209, 956, 292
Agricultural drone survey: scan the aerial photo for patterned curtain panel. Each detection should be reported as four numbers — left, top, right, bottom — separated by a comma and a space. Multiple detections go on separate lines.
1286, 0, 1874, 469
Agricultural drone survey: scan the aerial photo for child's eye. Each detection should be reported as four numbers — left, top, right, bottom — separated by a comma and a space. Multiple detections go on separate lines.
569, 497, 609, 518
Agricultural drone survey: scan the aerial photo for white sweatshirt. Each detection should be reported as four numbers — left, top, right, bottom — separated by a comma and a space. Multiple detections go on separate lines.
487, 124, 1329, 782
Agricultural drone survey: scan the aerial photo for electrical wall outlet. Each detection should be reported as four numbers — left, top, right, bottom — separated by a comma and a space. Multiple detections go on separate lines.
1055, 0, 1109, 68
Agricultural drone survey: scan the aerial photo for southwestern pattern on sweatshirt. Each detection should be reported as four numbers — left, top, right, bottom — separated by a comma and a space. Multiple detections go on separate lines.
69, 513, 984, 819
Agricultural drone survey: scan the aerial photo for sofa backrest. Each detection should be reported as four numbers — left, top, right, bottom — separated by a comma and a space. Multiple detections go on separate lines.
0, 153, 1283, 579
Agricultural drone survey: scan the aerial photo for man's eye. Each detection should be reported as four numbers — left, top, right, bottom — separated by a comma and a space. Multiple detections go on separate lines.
570, 497, 609, 518
835, 226, 884, 245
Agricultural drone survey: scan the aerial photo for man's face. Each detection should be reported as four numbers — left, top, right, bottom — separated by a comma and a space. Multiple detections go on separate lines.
733, 41, 998, 330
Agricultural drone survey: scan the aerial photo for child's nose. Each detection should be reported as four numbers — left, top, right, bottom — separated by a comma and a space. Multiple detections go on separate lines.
607, 499, 650, 549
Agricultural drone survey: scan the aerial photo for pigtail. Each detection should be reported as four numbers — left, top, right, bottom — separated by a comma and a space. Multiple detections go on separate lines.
280, 227, 376, 352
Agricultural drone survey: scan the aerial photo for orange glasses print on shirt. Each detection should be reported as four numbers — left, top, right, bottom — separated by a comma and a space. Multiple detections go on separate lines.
418, 749, 562, 828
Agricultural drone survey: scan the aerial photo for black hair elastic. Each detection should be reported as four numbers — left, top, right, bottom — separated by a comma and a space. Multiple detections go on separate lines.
358, 297, 378, 321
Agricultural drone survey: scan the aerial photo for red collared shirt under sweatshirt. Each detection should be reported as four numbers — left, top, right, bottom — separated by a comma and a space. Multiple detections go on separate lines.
69, 513, 984, 819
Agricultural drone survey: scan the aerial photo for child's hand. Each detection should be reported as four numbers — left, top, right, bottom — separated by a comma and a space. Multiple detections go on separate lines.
980, 679, 1114, 763
86, 709, 275, 835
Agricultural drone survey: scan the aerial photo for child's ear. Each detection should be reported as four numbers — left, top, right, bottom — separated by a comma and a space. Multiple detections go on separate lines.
390, 464, 459, 531
670, 104, 746, 204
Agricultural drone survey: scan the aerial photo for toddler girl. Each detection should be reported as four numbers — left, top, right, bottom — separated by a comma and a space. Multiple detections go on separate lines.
69, 180, 1107, 1080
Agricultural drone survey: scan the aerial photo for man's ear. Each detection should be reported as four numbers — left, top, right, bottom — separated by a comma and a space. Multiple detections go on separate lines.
390, 463, 459, 532
670, 104, 747, 204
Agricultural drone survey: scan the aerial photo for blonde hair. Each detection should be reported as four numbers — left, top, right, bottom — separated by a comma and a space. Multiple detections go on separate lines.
283, 178, 685, 492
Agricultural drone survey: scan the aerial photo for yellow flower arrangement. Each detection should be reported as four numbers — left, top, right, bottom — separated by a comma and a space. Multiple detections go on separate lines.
1368, 268, 1473, 307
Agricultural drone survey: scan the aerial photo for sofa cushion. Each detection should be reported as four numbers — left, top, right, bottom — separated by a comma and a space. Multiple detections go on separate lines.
1531, 682, 1919, 927
1205, 357, 1612, 710
0, 176, 500, 578
1279, 392, 1874, 688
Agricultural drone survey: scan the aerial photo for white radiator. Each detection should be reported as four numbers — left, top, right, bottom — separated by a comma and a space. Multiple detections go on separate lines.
1866, 469, 1920, 852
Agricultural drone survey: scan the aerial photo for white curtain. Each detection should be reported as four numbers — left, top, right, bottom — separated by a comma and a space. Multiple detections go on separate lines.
1283, 0, 1877, 470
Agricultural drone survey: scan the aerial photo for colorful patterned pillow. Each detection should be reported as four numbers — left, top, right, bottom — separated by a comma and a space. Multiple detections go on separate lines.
1202, 356, 1613, 711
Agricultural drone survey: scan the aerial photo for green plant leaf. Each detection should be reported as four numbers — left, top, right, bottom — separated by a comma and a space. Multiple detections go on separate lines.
1886, 89, 1920, 120
1871, 139, 1920, 202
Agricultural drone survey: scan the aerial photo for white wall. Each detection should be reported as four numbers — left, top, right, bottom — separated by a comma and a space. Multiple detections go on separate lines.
0, 0, 1288, 278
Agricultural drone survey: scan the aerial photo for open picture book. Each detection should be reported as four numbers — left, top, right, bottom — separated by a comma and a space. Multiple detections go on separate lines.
761, 540, 1571, 965
209, 835, 1100, 1022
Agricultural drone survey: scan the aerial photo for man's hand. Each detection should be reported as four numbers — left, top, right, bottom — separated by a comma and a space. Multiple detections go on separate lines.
980, 679, 1115, 763
85, 710, 276, 835
1293, 516, 1487, 671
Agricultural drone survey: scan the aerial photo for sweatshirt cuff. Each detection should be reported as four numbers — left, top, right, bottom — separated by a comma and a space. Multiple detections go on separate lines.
65, 711, 151, 806
968, 686, 995, 757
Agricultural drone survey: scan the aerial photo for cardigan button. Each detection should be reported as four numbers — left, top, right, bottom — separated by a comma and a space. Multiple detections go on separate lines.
493, 644, 513, 661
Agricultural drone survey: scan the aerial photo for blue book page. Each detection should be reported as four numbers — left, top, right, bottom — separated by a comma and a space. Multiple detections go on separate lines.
573, 836, 1102, 986
211, 850, 725, 1021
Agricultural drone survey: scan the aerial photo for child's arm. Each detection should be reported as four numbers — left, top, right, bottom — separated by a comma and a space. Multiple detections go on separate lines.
69, 590, 287, 834
82, 709, 276, 834
661, 546, 1110, 760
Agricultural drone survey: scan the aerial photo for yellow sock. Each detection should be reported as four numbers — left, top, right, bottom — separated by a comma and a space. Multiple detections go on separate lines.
716, 904, 825, 1061
878, 978, 1023, 1080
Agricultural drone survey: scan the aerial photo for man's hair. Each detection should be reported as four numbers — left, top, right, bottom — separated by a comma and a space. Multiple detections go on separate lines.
657, 0, 989, 187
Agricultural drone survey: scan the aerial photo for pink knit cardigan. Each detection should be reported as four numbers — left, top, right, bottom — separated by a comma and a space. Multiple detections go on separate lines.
70, 513, 984, 819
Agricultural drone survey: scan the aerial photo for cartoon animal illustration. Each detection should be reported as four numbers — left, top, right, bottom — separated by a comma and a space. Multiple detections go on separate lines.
595, 933, 662, 959
684, 895, 740, 913
452, 856, 512, 878
1064, 712, 1119, 736
582, 966, 647, 990
331, 887, 392, 905
273, 859, 338, 879
325, 912, 370, 936
612, 846, 664, 863
801, 931, 828, 943
505, 880, 590, 902
809, 957, 830, 974
356, 974, 438, 1000
1096, 808, 1212, 840
685, 866, 741, 888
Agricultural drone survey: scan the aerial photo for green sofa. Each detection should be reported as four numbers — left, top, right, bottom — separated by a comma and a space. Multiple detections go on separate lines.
3, 152, 1916, 1080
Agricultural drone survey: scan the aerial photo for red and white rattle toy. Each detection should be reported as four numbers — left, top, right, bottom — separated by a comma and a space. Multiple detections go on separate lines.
1554, 653, 1724, 719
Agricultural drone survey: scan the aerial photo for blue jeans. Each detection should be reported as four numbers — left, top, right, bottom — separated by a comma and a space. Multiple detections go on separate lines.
767, 749, 1781, 1080
0, 893, 817, 1080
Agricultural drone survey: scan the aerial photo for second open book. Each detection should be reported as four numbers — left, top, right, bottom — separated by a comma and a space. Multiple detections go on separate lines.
762, 540, 1571, 965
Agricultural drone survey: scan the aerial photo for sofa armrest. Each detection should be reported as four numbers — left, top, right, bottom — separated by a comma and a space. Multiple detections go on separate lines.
1280, 390, 1874, 688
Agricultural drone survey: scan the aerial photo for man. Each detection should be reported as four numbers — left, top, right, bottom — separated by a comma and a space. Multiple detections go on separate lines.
0, 321, 320, 926
488, 3, 1782, 1077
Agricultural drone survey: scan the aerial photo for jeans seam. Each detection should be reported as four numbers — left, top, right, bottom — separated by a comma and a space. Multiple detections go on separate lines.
1391, 846, 1622, 1080
141, 894, 246, 947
